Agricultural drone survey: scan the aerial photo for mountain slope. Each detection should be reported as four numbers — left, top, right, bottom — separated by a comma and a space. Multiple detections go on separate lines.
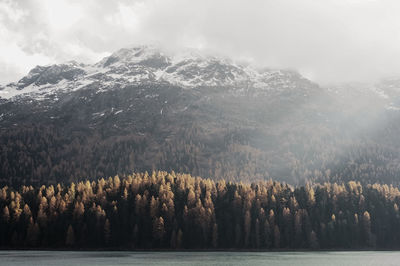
1, 45, 400, 186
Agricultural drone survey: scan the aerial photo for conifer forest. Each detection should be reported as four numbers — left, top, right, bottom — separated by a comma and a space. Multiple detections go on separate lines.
1, 171, 399, 250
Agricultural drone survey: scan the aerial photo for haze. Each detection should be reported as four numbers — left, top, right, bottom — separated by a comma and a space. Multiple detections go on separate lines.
1, 0, 400, 85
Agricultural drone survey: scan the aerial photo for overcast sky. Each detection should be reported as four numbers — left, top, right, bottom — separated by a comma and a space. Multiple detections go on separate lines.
1, 0, 400, 85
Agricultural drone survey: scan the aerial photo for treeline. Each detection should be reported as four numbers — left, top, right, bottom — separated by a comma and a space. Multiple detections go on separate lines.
1, 171, 400, 249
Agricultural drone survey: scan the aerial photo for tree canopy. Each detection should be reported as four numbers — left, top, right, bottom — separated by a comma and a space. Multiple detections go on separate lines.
1, 171, 399, 249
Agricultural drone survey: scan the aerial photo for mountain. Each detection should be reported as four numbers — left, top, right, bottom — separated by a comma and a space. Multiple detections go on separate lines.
0, 45, 315, 100
1, 45, 400, 186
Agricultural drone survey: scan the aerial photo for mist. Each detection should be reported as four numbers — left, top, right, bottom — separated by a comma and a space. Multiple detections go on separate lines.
2, 0, 400, 85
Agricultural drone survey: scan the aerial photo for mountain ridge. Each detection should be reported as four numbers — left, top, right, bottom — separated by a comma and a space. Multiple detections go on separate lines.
0, 45, 318, 101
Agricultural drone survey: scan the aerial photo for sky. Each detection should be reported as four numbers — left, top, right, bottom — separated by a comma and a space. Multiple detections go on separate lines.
1, 0, 400, 85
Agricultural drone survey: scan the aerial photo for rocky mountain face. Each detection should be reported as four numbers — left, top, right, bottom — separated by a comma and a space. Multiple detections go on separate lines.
1, 45, 400, 186
0, 45, 315, 100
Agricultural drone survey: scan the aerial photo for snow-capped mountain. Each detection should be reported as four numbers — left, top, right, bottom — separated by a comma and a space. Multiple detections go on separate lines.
0, 45, 316, 101
2, 45, 400, 187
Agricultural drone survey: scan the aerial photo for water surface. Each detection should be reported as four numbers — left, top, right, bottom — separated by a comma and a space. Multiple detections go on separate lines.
0, 251, 399, 265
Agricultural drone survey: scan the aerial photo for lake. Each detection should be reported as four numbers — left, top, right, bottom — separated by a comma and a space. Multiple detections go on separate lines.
0, 251, 399, 265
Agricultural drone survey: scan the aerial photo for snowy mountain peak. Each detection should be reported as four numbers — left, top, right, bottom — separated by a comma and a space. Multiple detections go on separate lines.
16, 62, 86, 89
0, 46, 317, 100
97, 45, 170, 69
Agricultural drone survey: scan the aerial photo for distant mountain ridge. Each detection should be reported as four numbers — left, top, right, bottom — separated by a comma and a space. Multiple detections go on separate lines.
0, 45, 316, 100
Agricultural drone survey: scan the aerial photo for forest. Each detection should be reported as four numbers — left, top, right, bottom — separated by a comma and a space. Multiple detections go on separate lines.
3, 120, 400, 188
1, 171, 400, 250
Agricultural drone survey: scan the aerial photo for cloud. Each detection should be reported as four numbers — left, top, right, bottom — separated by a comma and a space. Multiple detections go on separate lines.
1, 0, 400, 85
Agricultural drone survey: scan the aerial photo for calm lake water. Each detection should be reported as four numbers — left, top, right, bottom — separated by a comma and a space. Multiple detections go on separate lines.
0, 251, 399, 265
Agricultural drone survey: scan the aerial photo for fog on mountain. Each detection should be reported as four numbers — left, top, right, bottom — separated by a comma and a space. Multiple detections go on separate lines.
1, 45, 400, 187
1, 45, 400, 251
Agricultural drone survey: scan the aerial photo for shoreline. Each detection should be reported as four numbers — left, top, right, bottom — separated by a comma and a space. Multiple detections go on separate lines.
1, 248, 400, 252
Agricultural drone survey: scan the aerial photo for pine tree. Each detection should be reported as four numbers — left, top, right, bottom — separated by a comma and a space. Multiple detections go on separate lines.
362, 211, 373, 246
65, 225, 75, 246
104, 219, 111, 245
244, 210, 251, 247
212, 223, 218, 248
26, 218, 40, 247
153, 217, 165, 242
177, 229, 183, 249
2, 206, 10, 223
274, 225, 280, 248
